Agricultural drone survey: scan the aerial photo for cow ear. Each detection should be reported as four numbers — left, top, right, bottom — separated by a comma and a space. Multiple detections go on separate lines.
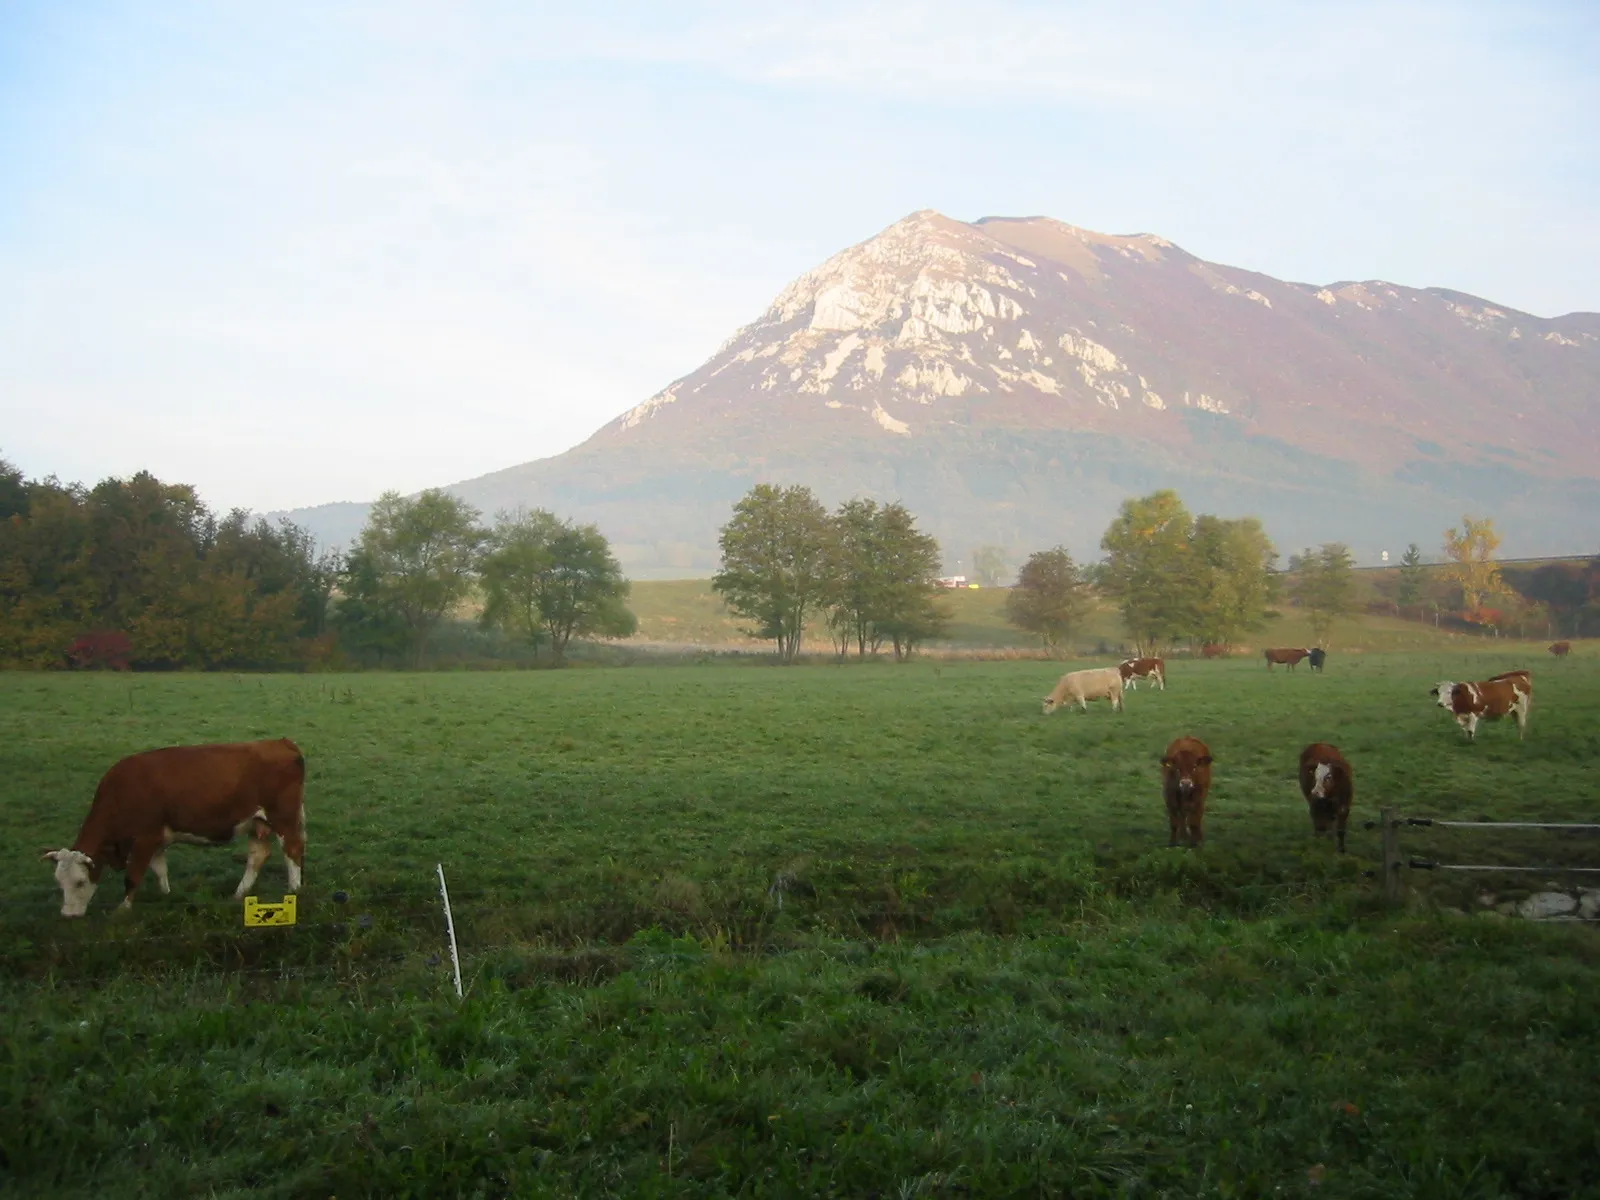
1159, 757, 1171, 768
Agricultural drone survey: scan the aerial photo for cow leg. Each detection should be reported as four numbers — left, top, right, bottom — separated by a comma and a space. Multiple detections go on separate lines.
232, 829, 273, 900
1335, 817, 1347, 854
278, 809, 306, 893
1166, 802, 1180, 847
259, 807, 306, 893
1460, 713, 1478, 740
150, 849, 171, 894
118, 835, 164, 911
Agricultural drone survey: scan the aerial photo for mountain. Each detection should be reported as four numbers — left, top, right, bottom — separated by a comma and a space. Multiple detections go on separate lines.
278, 210, 1600, 575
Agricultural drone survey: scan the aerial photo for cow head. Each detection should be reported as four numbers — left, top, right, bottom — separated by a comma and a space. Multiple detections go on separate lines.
1041, 696, 1059, 714
41, 849, 98, 917
1428, 682, 1458, 710
1161, 751, 1212, 798
1309, 762, 1334, 799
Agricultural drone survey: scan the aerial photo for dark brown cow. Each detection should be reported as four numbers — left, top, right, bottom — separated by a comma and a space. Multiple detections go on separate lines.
1264, 647, 1311, 670
1549, 641, 1571, 657
1298, 743, 1353, 852
1428, 672, 1533, 741
41, 739, 307, 917
1160, 736, 1213, 848
1200, 644, 1227, 659
1119, 656, 1166, 691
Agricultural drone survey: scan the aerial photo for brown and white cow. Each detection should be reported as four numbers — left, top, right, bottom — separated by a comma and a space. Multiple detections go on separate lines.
1549, 641, 1571, 657
1264, 647, 1311, 670
1042, 667, 1125, 714
1119, 656, 1166, 691
1428, 672, 1533, 741
1200, 644, 1227, 659
1298, 743, 1353, 852
41, 739, 307, 917
1160, 736, 1213, 848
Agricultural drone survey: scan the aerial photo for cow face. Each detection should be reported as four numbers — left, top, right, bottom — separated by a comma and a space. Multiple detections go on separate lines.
41, 849, 98, 917
1309, 762, 1333, 799
1041, 696, 1059, 714
1161, 753, 1212, 797
1428, 682, 1458, 710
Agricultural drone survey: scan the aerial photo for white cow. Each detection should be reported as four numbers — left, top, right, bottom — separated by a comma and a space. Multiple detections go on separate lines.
1041, 667, 1126, 714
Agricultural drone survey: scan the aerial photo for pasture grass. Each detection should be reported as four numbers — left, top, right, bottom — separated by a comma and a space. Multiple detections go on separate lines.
622, 579, 1533, 655
2, 652, 1598, 1197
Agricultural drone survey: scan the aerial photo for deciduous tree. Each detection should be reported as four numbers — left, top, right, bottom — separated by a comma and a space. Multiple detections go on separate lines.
1004, 547, 1092, 655
1189, 515, 1279, 648
866, 502, 947, 661
713, 484, 834, 663
350, 489, 485, 667
1097, 490, 1201, 654
971, 544, 1010, 588
1441, 516, 1506, 616
1289, 543, 1359, 645
479, 508, 635, 663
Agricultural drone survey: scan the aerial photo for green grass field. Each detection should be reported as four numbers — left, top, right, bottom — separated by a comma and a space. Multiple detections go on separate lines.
3, 652, 1598, 1197
622, 580, 1537, 656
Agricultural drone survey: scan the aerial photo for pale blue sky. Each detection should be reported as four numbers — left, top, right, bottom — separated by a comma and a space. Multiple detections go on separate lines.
3, 1, 1596, 512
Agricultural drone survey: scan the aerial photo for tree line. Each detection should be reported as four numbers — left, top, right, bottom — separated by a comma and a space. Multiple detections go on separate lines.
0, 457, 634, 670
7, 449, 1593, 671
1003, 489, 1598, 653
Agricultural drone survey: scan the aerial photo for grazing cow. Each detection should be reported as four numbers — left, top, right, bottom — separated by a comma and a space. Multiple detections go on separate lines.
1549, 641, 1571, 657
1298, 743, 1353, 852
1308, 647, 1327, 672
1042, 667, 1125, 714
1119, 656, 1166, 691
1160, 736, 1213, 848
1264, 647, 1311, 670
41, 739, 307, 917
1428, 672, 1533, 741
1200, 644, 1227, 659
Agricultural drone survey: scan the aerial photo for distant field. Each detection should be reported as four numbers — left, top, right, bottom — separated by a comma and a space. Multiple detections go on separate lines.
625, 578, 1567, 657
3, 654, 1597, 1195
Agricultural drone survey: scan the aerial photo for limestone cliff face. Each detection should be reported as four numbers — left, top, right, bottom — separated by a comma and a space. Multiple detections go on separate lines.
279, 211, 1600, 574
590, 208, 1598, 480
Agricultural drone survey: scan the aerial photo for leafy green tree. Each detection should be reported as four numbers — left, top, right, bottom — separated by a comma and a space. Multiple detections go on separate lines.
350, 489, 485, 667
826, 499, 947, 659
331, 546, 410, 665
1190, 516, 1279, 648
1441, 515, 1506, 616
479, 508, 635, 663
0, 464, 339, 669
1005, 547, 1092, 655
1289, 543, 1359, 645
865, 502, 947, 661
713, 484, 834, 663
1395, 543, 1425, 608
829, 498, 888, 658
1097, 490, 1202, 654
971, 545, 1010, 588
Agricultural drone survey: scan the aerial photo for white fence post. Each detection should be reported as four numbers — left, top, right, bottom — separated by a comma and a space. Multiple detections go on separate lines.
436, 863, 463, 1000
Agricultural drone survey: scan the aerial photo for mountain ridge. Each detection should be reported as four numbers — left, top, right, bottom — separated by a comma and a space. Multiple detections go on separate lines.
274, 210, 1599, 574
